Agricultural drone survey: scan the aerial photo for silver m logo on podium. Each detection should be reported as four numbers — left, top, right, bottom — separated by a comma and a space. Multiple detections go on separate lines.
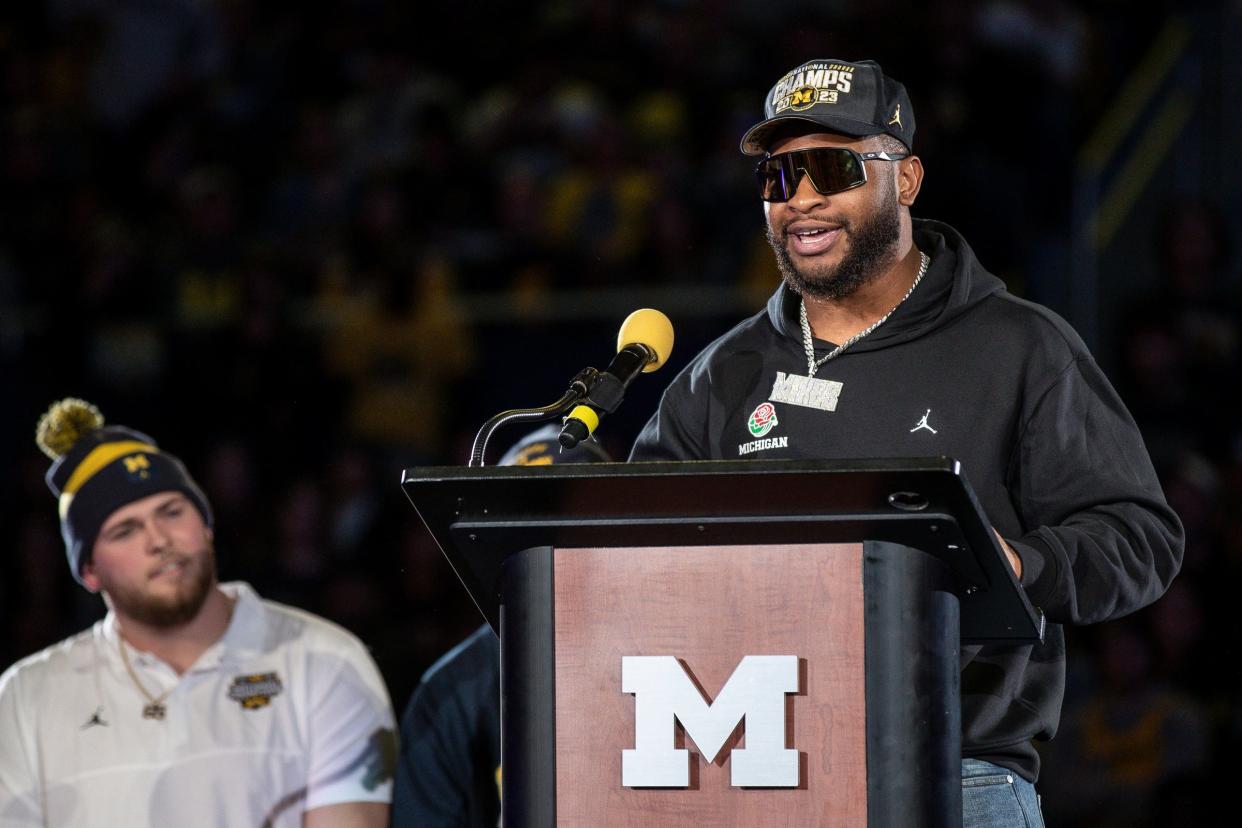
621, 655, 800, 788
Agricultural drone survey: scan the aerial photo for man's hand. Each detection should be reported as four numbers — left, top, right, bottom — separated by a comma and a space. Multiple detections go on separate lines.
993, 528, 1022, 580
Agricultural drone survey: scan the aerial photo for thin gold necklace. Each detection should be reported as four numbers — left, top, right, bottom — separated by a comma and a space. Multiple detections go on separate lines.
118, 638, 172, 720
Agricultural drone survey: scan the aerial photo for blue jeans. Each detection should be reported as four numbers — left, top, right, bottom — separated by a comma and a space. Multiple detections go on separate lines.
962, 759, 1045, 827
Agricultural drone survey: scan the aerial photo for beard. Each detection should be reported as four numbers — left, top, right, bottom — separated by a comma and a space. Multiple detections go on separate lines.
103, 543, 217, 629
766, 183, 902, 301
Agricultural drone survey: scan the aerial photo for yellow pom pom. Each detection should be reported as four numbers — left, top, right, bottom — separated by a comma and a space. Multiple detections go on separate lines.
36, 398, 105, 460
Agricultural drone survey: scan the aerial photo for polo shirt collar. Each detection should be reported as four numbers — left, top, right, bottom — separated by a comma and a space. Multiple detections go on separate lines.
96, 580, 266, 671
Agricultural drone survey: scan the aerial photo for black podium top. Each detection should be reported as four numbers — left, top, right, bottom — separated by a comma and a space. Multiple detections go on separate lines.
401, 456, 1043, 643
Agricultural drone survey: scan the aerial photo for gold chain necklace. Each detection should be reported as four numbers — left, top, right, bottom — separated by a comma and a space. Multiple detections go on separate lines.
119, 638, 172, 720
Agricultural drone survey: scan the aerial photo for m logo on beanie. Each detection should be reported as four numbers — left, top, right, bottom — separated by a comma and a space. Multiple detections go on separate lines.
123, 454, 151, 478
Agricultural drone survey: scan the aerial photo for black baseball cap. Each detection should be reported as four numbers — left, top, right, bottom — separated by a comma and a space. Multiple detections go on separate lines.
740, 59, 915, 156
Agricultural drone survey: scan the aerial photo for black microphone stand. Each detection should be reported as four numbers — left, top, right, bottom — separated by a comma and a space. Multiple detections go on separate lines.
467, 367, 599, 467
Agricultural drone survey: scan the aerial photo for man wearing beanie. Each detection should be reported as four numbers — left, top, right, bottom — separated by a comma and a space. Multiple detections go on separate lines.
631, 59, 1183, 825
0, 399, 396, 827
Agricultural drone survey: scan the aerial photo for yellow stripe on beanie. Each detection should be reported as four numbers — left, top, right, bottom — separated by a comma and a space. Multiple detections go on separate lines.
61, 440, 159, 497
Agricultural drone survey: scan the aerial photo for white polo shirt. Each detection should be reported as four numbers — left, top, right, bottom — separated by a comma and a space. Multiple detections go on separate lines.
0, 582, 395, 827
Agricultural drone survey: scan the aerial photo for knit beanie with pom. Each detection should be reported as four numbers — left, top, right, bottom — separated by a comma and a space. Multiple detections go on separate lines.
36, 398, 214, 585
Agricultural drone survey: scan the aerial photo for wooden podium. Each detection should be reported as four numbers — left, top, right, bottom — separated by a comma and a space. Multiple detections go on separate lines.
402, 457, 1043, 827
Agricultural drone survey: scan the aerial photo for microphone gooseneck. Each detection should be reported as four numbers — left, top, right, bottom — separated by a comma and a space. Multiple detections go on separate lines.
467, 309, 674, 465
468, 368, 597, 467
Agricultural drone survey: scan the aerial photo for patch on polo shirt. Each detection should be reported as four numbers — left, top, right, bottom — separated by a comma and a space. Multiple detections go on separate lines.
227, 672, 284, 710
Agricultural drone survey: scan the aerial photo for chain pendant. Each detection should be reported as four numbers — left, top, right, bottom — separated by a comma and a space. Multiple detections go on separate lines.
142, 702, 167, 720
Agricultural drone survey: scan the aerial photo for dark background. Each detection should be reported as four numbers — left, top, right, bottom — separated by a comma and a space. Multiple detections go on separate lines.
2, 2, 1240, 824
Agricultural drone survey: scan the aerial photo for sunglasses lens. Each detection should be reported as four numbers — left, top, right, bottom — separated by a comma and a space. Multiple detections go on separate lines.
757, 162, 793, 201
756, 149, 866, 202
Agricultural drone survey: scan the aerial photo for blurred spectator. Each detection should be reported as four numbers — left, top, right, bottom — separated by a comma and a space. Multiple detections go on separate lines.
1119, 197, 1240, 464
1038, 620, 1211, 827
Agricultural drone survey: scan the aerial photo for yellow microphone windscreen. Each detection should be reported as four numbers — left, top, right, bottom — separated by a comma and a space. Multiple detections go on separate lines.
617, 309, 674, 372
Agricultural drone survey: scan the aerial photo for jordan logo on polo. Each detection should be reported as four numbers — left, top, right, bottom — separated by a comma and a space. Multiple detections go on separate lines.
81, 707, 109, 729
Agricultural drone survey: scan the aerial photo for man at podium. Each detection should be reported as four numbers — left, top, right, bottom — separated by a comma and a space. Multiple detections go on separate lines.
630, 57, 1184, 826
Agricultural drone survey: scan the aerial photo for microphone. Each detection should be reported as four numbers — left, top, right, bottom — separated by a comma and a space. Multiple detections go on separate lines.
560, 309, 674, 449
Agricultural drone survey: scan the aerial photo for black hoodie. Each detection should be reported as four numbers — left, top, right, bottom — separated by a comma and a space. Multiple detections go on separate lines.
629, 218, 1184, 781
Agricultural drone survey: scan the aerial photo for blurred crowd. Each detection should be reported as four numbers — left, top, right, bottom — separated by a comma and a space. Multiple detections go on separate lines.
0, 2, 1238, 825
